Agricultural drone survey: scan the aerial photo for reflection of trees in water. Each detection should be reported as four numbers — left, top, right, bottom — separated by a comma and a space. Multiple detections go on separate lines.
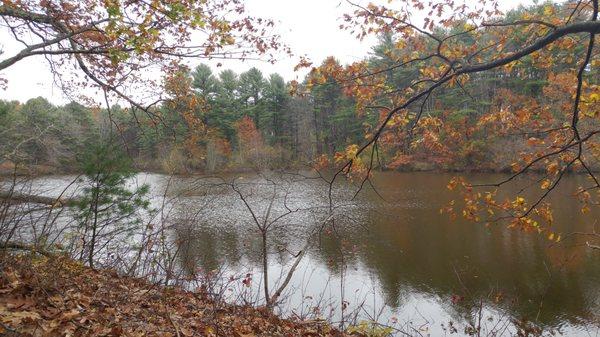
167, 172, 600, 329
176, 224, 221, 275
317, 186, 600, 327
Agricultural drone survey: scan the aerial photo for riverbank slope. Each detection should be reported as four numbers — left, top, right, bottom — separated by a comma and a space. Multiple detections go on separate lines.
0, 254, 343, 337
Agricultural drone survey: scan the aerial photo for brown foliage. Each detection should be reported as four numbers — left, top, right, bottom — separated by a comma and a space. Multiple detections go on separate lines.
0, 255, 347, 337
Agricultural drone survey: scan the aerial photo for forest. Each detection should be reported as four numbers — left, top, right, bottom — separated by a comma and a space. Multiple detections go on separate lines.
1, 0, 599, 336
2, 2, 598, 176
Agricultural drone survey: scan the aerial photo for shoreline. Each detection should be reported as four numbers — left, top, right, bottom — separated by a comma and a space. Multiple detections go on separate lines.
0, 253, 343, 337
2, 164, 598, 178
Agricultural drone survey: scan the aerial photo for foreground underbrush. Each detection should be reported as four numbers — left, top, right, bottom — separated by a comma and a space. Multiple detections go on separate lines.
0, 254, 347, 337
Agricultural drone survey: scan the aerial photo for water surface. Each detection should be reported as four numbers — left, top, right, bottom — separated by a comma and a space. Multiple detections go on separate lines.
11, 172, 600, 336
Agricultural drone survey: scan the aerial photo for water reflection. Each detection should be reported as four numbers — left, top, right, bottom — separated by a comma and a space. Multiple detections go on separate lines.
162, 172, 600, 335
16, 172, 600, 335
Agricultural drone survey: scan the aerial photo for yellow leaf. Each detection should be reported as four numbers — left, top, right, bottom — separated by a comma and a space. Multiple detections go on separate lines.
513, 196, 525, 206
541, 180, 551, 190
205, 326, 216, 336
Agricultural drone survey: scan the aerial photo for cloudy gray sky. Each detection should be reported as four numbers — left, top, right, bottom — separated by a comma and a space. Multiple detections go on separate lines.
0, 0, 532, 104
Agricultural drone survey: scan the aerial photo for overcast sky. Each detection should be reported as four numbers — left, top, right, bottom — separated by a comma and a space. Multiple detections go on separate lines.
0, 0, 532, 104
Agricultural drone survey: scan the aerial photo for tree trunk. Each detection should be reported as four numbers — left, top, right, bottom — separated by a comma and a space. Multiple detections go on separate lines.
262, 230, 269, 307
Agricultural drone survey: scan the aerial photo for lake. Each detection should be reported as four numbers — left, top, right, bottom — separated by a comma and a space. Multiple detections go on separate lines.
7, 171, 600, 336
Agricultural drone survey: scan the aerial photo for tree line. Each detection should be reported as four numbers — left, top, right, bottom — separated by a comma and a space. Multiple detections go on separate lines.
1, 2, 598, 175
0, 64, 364, 174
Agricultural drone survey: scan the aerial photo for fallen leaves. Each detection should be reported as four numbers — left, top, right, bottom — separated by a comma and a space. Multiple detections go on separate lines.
0, 255, 347, 337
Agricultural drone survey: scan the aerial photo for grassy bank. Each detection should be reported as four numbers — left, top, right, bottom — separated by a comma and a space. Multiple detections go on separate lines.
0, 254, 345, 337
